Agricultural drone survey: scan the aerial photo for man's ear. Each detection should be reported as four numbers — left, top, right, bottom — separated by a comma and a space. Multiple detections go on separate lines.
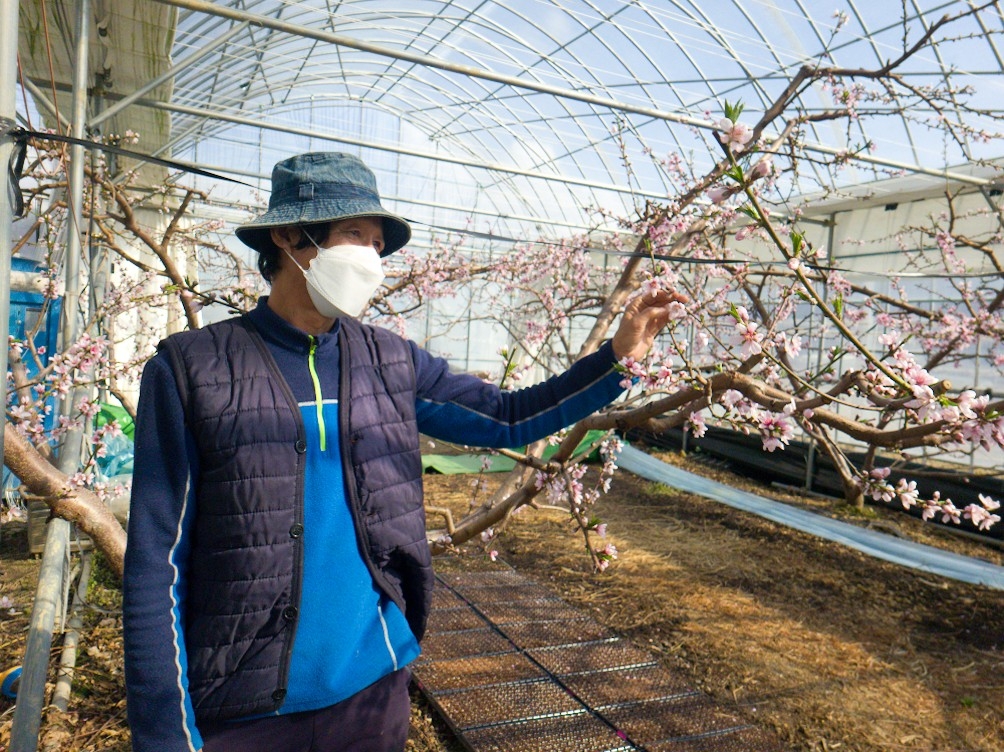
270, 225, 301, 252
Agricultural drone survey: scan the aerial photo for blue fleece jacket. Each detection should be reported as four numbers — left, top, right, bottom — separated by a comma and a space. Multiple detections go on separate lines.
123, 298, 626, 752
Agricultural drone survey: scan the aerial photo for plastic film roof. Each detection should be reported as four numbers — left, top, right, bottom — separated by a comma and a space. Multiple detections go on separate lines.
88, 1, 1004, 243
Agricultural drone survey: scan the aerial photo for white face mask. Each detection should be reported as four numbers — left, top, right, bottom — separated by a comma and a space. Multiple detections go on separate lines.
285, 233, 385, 319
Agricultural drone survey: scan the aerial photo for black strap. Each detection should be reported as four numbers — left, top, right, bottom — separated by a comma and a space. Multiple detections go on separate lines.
2, 123, 253, 219
2, 118, 27, 218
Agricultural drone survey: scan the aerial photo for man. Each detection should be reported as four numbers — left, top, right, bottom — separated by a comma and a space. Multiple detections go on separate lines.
123, 152, 682, 752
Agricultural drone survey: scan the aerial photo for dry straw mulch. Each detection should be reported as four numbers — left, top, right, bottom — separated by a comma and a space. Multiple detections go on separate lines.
1, 447, 1002, 751
425, 449, 1004, 752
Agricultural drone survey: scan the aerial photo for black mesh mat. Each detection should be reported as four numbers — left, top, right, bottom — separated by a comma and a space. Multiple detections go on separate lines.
460, 713, 633, 752
414, 564, 786, 752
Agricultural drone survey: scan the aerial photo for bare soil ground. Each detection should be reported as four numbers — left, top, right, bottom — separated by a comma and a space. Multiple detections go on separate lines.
1, 446, 1002, 751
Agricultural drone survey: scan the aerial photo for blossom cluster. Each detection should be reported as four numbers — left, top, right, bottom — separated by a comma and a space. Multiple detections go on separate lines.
893, 349, 1004, 451
535, 463, 593, 513
6, 330, 138, 502
617, 348, 679, 392
859, 467, 1000, 531
530, 435, 624, 570
719, 390, 801, 452
732, 305, 764, 358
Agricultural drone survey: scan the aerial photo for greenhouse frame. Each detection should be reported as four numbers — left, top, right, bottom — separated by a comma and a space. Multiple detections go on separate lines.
1, 2, 1003, 751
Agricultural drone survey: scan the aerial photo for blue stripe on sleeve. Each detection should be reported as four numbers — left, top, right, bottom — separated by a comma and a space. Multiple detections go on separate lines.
124, 354, 204, 752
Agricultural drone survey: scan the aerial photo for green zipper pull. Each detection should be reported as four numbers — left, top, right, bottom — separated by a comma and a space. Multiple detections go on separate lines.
307, 337, 327, 452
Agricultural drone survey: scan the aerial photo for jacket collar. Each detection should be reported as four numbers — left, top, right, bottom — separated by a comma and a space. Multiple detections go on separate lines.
247, 296, 340, 354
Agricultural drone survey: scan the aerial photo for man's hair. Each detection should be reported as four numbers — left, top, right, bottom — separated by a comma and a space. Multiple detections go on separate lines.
257, 221, 332, 282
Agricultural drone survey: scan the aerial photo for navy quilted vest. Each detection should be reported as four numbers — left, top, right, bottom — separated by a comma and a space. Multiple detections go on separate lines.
159, 314, 431, 722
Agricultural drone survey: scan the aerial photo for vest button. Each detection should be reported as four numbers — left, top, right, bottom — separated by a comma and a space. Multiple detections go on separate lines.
289, 523, 304, 539
294, 439, 307, 454
272, 688, 286, 702
282, 606, 298, 621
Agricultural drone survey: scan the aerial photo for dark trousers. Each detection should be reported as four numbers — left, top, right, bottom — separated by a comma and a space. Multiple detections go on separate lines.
200, 669, 411, 752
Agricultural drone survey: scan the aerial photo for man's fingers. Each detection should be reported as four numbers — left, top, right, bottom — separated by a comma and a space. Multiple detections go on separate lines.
628, 289, 689, 316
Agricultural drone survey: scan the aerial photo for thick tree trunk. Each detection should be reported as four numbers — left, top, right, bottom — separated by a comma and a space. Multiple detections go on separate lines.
3, 424, 126, 578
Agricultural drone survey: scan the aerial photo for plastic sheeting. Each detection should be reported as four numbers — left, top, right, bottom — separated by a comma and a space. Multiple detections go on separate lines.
618, 444, 1004, 591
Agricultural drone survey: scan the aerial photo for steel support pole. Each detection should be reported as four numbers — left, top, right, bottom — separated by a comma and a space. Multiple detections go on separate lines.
11, 1, 91, 749
9, 517, 71, 752
0, 0, 20, 480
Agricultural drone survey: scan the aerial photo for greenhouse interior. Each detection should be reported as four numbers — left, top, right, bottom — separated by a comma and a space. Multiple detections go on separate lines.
1, 2, 1003, 752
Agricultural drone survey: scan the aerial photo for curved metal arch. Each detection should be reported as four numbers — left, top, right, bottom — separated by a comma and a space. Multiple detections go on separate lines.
362, 1, 650, 192
366, 1, 714, 194
405, 1, 638, 189
814, 0, 1002, 166
170, 0, 690, 196
159, 91, 672, 212
905, 0, 979, 163
840, 0, 922, 167
554, 1, 717, 188
248, 22, 582, 162
155, 0, 1004, 239
625, 2, 801, 176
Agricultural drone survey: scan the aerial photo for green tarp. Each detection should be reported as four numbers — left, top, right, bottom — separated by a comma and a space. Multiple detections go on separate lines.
97, 402, 136, 439
421, 430, 608, 475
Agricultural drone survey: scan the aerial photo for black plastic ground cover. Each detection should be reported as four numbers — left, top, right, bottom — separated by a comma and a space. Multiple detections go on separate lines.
413, 567, 785, 752
628, 426, 1003, 543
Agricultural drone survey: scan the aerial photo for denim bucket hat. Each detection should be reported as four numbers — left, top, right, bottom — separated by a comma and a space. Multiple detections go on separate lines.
236, 152, 411, 256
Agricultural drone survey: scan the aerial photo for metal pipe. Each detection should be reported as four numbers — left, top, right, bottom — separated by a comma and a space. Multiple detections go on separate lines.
10, 1, 91, 749
154, 0, 712, 130
54, 0, 93, 478
52, 551, 93, 713
19, 77, 68, 132
148, 100, 672, 199
156, 159, 614, 232
9, 270, 55, 294
9, 518, 71, 752
88, 20, 250, 129
152, 0, 991, 187
805, 214, 838, 491
0, 0, 20, 495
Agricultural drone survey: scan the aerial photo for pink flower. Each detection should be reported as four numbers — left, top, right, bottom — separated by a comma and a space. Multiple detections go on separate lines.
687, 411, 708, 438
749, 157, 772, 180
707, 186, 730, 204
721, 389, 745, 409
665, 300, 688, 320
978, 494, 1001, 512
735, 225, 755, 241
180, 289, 205, 313
895, 479, 919, 510
964, 504, 1000, 532
955, 391, 979, 420
718, 118, 754, 153
939, 499, 961, 525
735, 319, 763, 358
759, 412, 794, 452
